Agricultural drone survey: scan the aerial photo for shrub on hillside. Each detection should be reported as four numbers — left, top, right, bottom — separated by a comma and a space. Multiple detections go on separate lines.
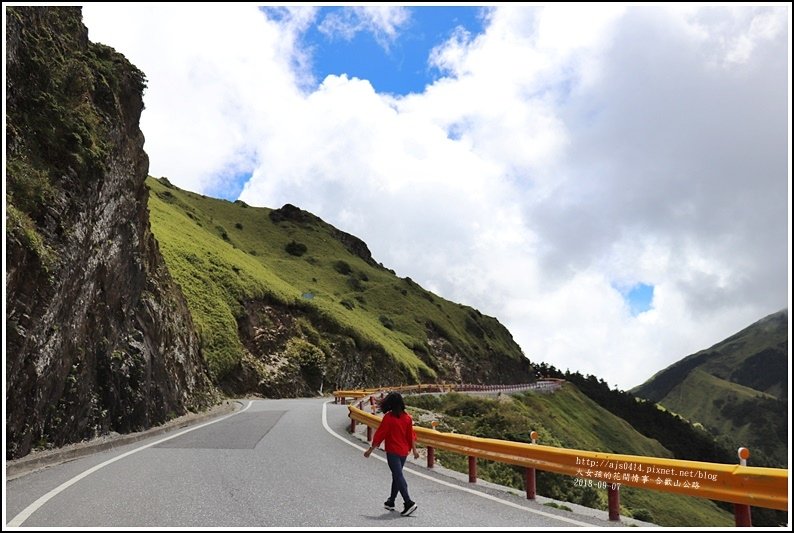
285, 240, 307, 256
631, 508, 654, 522
286, 338, 322, 367
379, 315, 395, 330
348, 276, 365, 292
333, 260, 352, 275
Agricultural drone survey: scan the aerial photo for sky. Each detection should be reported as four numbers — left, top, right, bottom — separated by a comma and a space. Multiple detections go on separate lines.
81, 5, 791, 390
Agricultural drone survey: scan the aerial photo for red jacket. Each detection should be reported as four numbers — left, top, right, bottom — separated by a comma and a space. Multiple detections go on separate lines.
372, 411, 417, 457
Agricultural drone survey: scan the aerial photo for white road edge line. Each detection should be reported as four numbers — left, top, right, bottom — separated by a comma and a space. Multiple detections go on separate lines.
321, 401, 594, 528
8, 400, 254, 527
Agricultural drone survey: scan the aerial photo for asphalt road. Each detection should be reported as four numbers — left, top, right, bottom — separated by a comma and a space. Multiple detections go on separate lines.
6, 398, 619, 527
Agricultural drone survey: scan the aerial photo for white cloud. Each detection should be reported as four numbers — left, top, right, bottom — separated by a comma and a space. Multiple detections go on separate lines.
82, 5, 790, 389
318, 6, 410, 50
84, 5, 310, 194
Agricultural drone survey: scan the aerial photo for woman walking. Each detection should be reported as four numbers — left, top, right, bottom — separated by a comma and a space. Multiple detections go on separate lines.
363, 391, 419, 516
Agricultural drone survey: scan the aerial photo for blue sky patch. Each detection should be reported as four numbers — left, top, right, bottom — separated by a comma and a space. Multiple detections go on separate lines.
624, 283, 654, 316
208, 170, 252, 202
301, 7, 487, 95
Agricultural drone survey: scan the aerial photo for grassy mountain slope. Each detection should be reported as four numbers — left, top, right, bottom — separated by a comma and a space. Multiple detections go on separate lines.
512, 384, 672, 457
406, 386, 732, 526
632, 310, 788, 467
146, 177, 533, 394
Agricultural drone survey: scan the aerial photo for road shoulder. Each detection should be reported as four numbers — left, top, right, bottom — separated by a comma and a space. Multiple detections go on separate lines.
6, 400, 241, 480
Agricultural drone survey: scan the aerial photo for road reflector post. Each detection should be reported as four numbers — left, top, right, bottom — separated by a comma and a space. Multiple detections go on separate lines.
608, 484, 620, 521
526, 431, 538, 499
734, 447, 752, 527
468, 456, 477, 483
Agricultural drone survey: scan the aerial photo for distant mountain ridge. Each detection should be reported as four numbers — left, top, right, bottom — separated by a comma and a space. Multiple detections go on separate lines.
632, 310, 788, 467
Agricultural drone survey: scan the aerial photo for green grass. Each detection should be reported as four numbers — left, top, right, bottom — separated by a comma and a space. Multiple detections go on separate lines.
516, 385, 672, 457
147, 177, 526, 384
662, 369, 768, 427
543, 502, 572, 511
620, 485, 732, 527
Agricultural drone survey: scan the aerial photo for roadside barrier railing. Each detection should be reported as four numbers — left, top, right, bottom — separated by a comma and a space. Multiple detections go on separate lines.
341, 385, 788, 526
333, 382, 542, 404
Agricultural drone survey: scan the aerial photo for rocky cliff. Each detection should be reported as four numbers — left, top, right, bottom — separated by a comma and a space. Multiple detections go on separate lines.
5, 7, 215, 459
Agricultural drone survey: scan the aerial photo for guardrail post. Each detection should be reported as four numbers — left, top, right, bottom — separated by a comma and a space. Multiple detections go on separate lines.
349, 416, 356, 433
734, 447, 752, 527
608, 484, 620, 521
468, 456, 477, 483
525, 468, 536, 499
366, 403, 374, 442
427, 421, 438, 469
526, 431, 538, 499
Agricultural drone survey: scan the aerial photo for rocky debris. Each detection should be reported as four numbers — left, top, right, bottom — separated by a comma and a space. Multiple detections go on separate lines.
225, 299, 407, 397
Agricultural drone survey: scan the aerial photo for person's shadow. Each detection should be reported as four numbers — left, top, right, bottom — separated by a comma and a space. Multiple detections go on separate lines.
360, 512, 413, 521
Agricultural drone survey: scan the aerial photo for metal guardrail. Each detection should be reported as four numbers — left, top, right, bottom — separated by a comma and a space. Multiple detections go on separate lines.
345, 396, 788, 514
333, 383, 541, 403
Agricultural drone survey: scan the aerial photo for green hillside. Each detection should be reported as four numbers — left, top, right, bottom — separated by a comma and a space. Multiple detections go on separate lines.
406, 385, 733, 527
632, 310, 788, 467
146, 177, 533, 394
510, 384, 672, 458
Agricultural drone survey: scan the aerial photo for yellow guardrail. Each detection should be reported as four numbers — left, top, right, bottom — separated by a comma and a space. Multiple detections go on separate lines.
333, 383, 534, 402
347, 403, 788, 511
333, 390, 370, 400
333, 385, 440, 402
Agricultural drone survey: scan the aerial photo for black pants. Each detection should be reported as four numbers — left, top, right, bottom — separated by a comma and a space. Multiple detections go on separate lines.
386, 452, 411, 503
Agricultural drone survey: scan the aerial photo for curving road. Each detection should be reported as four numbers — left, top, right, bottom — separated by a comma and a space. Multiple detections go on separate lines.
6, 399, 617, 527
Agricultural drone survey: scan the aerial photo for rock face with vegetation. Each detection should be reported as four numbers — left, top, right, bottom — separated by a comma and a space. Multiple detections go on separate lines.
632, 309, 788, 468
5, 7, 215, 459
